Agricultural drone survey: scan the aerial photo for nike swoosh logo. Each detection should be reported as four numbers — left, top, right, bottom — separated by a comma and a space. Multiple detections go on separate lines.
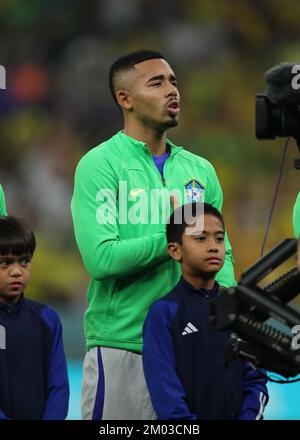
129, 188, 146, 196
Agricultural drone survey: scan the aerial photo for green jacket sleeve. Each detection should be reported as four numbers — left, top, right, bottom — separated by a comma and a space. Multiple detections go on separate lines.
71, 152, 169, 281
205, 161, 237, 287
0, 185, 7, 215
293, 192, 300, 238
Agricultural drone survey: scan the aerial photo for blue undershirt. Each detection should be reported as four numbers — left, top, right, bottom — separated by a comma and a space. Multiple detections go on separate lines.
152, 146, 170, 176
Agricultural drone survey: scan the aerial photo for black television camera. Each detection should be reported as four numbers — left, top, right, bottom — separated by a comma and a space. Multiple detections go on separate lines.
210, 239, 300, 378
256, 63, 300, 145
212, 64, 300, 379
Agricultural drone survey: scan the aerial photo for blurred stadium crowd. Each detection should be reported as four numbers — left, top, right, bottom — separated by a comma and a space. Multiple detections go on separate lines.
1, 0, 300, 359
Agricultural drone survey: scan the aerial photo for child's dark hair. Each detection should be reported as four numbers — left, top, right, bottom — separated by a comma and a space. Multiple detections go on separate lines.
109, 49, 165, 106
0, 216, 36, 256
166, 202, 225, 244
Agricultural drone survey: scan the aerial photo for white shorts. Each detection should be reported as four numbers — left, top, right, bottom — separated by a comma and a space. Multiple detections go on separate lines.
81, 346, 156, 420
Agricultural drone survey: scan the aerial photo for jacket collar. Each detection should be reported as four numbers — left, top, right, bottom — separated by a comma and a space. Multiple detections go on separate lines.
118, 130, 183, 157
0, 293, 24, 316
179, 276, 219, 299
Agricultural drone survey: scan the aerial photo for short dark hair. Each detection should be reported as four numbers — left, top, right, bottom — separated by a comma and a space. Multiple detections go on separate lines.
109, 49, 165, 107
0, 216, 36, 256
166, 202, 225, 244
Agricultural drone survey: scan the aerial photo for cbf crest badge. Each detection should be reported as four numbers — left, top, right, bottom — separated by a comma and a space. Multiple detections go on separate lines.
185, 180, 205, 202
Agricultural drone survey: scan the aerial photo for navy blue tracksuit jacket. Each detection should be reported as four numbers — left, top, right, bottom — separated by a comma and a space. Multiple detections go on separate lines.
0, 295, 69, 419
143, 277, 269, 420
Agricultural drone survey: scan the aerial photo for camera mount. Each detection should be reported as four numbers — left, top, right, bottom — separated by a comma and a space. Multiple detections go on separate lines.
210, 239, 300, 378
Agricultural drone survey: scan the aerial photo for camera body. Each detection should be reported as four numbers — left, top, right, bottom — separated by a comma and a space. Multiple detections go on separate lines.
256, 63, 300, 141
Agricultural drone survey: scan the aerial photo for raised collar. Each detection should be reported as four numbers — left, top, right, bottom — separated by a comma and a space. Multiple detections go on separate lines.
178, 276, 219, 300
118, 130, 183, 157
0, 293, 24, 316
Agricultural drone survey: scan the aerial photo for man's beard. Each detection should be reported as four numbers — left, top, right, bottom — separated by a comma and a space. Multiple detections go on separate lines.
164, 118, 179, 129
139, 114, 179, 131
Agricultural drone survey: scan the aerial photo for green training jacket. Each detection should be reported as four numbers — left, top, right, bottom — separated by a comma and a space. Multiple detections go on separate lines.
71, 131, 236, 352
293, 192, 300, 237
0, 185, 7, 215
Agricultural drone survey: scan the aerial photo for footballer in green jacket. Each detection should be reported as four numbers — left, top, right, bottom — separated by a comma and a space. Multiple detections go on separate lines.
71, 50, 237, 420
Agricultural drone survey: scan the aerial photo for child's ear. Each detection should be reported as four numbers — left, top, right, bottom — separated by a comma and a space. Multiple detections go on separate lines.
167, 242, 182, 262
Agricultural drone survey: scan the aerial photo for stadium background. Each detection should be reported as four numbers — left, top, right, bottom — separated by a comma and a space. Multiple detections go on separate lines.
0, 0, 300, 419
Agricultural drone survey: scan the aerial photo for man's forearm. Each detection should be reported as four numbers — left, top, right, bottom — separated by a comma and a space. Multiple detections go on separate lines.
77, 231, 170, 281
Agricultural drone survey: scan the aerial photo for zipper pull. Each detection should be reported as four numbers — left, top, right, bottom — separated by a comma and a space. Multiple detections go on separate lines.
162, 176, 166, 187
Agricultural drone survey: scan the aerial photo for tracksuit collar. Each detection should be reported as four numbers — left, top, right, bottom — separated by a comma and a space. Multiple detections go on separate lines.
179, 276, 219, 299
118, 130, 183, 157
0, 293, 24, 316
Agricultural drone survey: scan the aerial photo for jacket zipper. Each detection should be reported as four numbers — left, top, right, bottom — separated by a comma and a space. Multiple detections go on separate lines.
144, 146, 169, 188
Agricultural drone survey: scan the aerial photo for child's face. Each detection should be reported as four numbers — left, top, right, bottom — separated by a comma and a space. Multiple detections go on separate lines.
169, 214, 225, 278
0, 254, 32, 304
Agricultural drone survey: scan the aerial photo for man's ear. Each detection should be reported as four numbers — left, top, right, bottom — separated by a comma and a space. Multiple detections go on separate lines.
168, 242, 182, 262
116, 90, 133, 110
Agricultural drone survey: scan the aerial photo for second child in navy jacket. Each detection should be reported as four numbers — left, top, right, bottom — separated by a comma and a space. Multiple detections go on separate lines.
143, 203, 269, 420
